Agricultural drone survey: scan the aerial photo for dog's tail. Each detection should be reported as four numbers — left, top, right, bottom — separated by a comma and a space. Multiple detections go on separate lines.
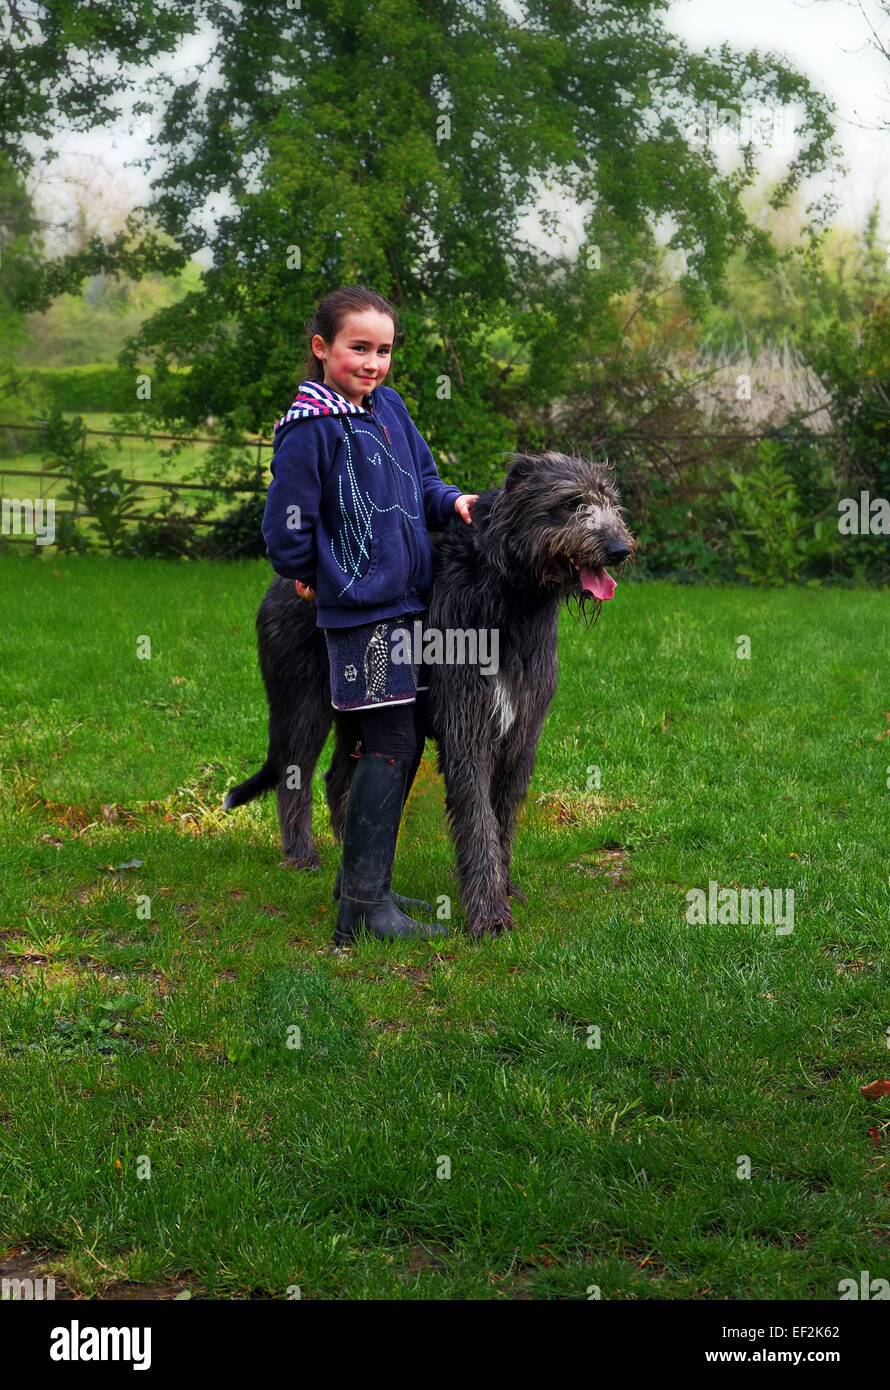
224, 759, 277, 810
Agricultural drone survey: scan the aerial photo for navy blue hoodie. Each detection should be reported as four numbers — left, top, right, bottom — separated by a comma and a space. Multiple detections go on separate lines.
262, 379, 462, 629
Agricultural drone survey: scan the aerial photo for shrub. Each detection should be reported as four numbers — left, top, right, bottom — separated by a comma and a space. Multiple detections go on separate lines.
721, 439, 842, 584
30, 365, 137, 414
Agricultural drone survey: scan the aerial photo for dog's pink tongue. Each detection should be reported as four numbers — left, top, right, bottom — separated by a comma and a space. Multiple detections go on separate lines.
580, 567, 617, 601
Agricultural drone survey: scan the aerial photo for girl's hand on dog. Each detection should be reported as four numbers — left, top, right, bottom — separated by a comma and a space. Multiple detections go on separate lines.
295, 580, 317, 601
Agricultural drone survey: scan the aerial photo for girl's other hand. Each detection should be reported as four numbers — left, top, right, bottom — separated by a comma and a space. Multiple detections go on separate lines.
455, 493, 479, 525
295, 580, 317, 601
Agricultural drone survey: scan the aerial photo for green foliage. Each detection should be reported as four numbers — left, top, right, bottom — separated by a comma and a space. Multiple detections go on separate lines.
0, 2, 195, 174
0, 153, 43, 350
722, 440, 840, 585
24, 406, 268, 560
201, 495, 268, 561
30, 365, 140, 414
632, 484, 734, 583
0, 362, 46, 455
697, 200, 890, 356
6, 3, 877, 583
38, 407, 143, 553
25, 0, 838, 483
19, 265, 204, 368
122, 500, 211, 561
805, 301, 890, 498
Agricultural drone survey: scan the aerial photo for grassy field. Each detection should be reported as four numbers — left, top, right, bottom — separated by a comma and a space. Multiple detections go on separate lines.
0, 552, 888, 1299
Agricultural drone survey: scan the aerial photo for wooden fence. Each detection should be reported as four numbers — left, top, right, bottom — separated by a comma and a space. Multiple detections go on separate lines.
0, 421, 272, 544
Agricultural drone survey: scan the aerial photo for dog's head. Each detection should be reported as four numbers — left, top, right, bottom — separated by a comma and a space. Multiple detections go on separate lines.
483, 451, 636, 620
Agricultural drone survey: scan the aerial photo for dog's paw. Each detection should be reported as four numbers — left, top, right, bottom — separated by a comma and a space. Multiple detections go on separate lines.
469, 913, 514, 939
506, 881, 528, 905
279, 850, 321, 870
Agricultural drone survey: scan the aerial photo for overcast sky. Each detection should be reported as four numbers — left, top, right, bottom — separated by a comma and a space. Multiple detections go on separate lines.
669, 0, 890, 229
31, 0, 890, 255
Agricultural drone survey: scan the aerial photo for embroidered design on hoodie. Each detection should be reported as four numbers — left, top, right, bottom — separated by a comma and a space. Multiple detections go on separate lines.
333, 422, 421, 597
274, 380, 422, 600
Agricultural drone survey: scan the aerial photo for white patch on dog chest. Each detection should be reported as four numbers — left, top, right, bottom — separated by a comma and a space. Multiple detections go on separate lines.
490, 677, 516, 739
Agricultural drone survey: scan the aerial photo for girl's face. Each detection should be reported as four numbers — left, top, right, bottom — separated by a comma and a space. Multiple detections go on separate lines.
313, 309, 394, 405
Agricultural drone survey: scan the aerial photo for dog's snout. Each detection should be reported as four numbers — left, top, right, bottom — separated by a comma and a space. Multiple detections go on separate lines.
606, 543, 632, 565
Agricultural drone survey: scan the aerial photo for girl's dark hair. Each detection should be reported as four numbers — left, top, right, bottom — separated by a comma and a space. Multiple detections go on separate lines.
302, 285, 399, 382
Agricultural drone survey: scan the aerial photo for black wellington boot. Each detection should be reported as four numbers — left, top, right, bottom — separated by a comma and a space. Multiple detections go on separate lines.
334, 753, 447, 946
332, 754, 432, 915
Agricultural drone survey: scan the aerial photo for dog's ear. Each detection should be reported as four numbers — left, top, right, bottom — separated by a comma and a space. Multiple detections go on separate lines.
503, 453, 540, 492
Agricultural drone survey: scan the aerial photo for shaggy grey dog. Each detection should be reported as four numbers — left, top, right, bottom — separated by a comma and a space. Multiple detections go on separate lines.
225, 452, 635, 937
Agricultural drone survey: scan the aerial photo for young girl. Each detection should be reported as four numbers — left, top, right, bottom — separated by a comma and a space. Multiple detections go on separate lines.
262, 285, 478, 946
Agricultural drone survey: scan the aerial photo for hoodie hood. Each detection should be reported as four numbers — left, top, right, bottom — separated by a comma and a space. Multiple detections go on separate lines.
274, 379, 370, 433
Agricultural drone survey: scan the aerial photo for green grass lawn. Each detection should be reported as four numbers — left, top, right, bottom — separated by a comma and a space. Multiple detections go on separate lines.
0, 552, 888, 1299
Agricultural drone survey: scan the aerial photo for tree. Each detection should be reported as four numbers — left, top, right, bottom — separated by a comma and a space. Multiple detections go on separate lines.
0, 151, 42, 353
13, 0, 842, 483
0, 1, 195, 174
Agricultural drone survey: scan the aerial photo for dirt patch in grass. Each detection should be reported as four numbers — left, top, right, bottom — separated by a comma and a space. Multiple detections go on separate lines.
489, 1257, 555, 1299
1, 1249, 78, 1300
0, 1248, 202, 1301
555, 1011, 601, 1041
618, 1243, 671, 1278
749, 1229, 814, 1249
402, 1241, 450, 1277
533, 790, 636, 829
568, 847, 630, 885
387, 963, 430, 995
24, 781, 232, 841
820, 946, 876, 976
31, 798, 142, 831
92, 1280, 201, 1300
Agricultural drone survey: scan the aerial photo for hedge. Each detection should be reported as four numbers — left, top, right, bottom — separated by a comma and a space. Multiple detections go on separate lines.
29, 365, 146, 414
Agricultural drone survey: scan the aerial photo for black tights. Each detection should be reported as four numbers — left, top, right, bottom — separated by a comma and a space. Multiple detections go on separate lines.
353, 690, 428, 793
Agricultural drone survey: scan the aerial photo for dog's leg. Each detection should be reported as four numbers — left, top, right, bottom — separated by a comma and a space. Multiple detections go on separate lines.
324, 713, 361, 842
491, 751, 535, 906
271, 693, 332, 870
256, 588, 333, 871
490, 714, 548, 905
437, 739, 514, 939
